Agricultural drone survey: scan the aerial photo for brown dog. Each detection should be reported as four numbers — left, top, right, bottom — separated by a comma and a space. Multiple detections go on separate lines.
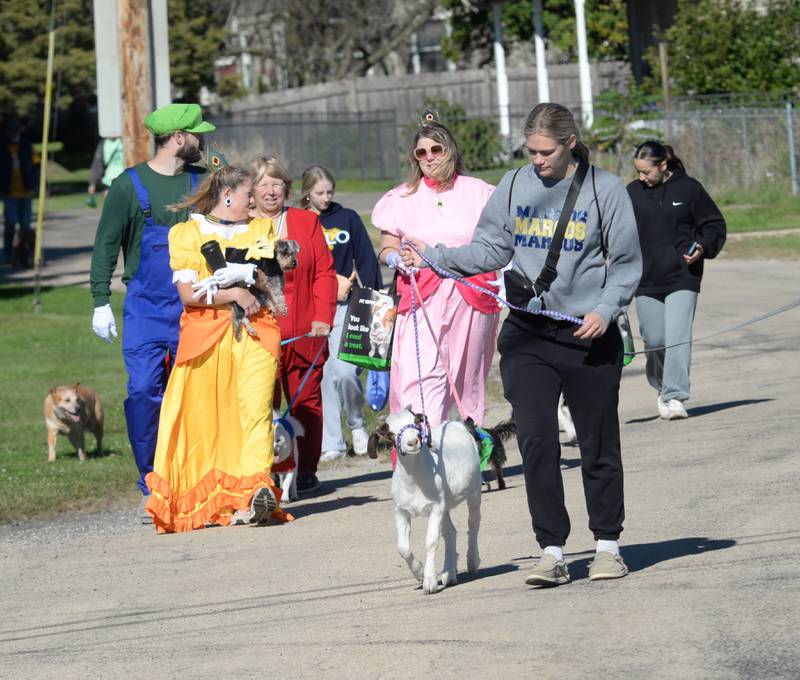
43, 384, 104, 462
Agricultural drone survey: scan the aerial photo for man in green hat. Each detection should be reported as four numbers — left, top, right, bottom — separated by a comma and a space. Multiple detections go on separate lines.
89, 103, 214, 520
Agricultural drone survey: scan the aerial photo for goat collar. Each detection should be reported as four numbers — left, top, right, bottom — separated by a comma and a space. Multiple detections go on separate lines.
274, 416, 295, 440
394, 421, 431, 456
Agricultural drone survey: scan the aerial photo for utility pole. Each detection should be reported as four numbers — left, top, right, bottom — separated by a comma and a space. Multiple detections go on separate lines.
492, 3, 511, 148
93, 0, 171, 166
574, 0, 593, 127
532, 0, 549, 103
118, 0, 154, 165
659, 41, 671, 137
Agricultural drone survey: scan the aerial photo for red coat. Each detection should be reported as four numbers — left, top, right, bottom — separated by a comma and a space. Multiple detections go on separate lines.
280, 207, 337, 365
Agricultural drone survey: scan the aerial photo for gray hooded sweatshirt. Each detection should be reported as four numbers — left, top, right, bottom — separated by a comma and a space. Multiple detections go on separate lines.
425, 164, 642, 323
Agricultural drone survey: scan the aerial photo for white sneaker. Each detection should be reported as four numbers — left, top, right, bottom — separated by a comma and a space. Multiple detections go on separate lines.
656, 396, 670, 419
320, 449, 346, 463
666, 399, 688, 420
351, 427, 369, 455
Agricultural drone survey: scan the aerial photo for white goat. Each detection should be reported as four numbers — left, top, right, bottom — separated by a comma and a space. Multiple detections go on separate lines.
368, 407, 482, 594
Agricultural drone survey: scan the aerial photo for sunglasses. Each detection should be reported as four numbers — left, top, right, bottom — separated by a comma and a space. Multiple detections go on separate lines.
414, 144, 445, 160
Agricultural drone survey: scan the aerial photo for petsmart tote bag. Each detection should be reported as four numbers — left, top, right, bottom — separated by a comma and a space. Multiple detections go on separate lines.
337, 286, 399, 371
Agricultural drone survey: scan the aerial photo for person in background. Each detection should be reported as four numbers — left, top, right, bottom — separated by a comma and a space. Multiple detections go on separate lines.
87, 137, 124, 197
299, 165, 383, 463
0, 117, 37, 267
371, 117, 500, 430
628, 140, 726, 420
145, 164, 289, 532
89, 103, 213, 520
249, 156, 337, 495
402, 103, 642, 587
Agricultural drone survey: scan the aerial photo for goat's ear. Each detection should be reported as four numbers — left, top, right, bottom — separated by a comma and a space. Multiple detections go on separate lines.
367, 432, 381, 459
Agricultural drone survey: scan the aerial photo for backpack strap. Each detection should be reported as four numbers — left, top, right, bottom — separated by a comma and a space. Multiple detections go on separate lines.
531, 161, 589, 298
124, 167, 154, 228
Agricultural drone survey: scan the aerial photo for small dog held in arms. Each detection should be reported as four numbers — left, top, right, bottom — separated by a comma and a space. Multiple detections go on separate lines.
43, 384, 104, 462
367, 407, 514, 594
271, 410, 305, 502
199, 237, 301, 340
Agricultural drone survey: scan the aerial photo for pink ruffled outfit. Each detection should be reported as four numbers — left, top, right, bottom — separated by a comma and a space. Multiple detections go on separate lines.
371, 175, 500, 427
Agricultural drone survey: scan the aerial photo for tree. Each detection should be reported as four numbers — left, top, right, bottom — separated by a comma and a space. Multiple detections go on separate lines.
226, 0, 440, 88
583, 86, 660, 175
655, 0, 800, 96
441, 0, 628, 67
0, 0, 95, 116
167, 0, 230, 101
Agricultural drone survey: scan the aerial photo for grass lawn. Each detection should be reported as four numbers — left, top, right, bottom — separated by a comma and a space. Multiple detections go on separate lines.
723, 234, 800, 259
716, 187, 800, 233
0, 286, 137, 521
0, 285, 392, 522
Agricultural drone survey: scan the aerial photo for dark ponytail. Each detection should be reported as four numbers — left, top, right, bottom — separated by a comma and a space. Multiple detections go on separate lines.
633, 140, 685, 172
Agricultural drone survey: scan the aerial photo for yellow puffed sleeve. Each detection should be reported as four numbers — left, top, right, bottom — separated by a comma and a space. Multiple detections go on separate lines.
168, 220, 205, 282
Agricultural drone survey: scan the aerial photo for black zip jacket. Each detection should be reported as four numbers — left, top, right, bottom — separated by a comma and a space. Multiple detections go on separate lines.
627, 169, 726, 296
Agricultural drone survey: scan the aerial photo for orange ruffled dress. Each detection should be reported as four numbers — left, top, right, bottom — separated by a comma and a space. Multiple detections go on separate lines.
145, 215, 292, 533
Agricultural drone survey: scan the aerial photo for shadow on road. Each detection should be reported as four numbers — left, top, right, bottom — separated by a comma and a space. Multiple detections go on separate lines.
626, 398, 774, 424
290, 494, 386, 517
567, 536, 737, 580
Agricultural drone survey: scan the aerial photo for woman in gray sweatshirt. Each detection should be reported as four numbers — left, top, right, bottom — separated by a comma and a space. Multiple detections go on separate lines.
402, 103, 642, 588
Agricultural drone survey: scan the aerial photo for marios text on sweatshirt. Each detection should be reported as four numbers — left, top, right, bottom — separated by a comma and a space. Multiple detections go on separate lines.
426, 164, 642, 323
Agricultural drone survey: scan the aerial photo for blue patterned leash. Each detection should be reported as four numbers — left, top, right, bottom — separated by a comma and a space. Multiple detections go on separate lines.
400, 240, 585, 326
405, 265, 431, 447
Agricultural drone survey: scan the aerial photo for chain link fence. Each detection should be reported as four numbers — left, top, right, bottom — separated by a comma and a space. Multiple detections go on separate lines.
651, 93, 799, 195
208, 94, 799, 193
210, 110, 402, 180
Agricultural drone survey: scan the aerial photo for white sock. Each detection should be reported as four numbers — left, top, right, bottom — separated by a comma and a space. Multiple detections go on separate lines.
543, 546, 564, 562
596, 539, 619, 556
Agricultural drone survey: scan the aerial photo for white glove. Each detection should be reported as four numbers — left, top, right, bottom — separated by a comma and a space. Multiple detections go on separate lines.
212, 262, 256, 288
92, 304, 118, 344
386, 251, 408, 274
192, 275, 219, 304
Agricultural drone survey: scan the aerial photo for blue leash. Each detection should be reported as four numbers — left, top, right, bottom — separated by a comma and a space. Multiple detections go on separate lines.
281, 332, 313, 346
281, 337, 326, 419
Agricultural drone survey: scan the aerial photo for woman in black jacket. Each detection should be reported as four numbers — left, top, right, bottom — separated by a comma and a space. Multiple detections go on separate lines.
628, 141, 726, 420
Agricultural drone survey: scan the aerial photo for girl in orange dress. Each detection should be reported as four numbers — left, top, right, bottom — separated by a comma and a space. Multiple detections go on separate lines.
145, 165, 291, 532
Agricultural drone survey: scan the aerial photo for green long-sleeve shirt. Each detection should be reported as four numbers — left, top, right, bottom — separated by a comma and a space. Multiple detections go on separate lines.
89, 161, 205, 307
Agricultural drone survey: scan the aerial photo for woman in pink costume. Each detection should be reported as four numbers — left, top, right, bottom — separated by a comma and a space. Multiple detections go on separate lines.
371, 119, 500, 428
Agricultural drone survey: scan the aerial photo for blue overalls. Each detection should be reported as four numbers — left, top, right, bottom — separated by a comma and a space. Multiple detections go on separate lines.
122, 168, 199, 494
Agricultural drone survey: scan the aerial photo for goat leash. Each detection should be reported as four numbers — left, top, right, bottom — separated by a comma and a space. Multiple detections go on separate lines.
402, 240, 585, 325
407, 266, 432, 445
408, 271, 467, 422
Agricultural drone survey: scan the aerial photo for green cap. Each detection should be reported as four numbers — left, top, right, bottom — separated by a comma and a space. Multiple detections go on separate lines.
144, 103, 216, 135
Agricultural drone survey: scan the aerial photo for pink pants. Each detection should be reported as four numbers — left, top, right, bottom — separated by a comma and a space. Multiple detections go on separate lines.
389, 280, 499, 428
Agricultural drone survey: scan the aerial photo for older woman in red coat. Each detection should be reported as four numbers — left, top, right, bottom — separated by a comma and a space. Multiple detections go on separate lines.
250, 156, 337, 495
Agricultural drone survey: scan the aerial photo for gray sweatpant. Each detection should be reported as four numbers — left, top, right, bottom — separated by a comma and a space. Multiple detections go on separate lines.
635, 290, 698, 402
321, 303, 366, 453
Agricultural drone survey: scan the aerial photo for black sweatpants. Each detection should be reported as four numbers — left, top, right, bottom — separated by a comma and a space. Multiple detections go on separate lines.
498, 312, 625, 549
